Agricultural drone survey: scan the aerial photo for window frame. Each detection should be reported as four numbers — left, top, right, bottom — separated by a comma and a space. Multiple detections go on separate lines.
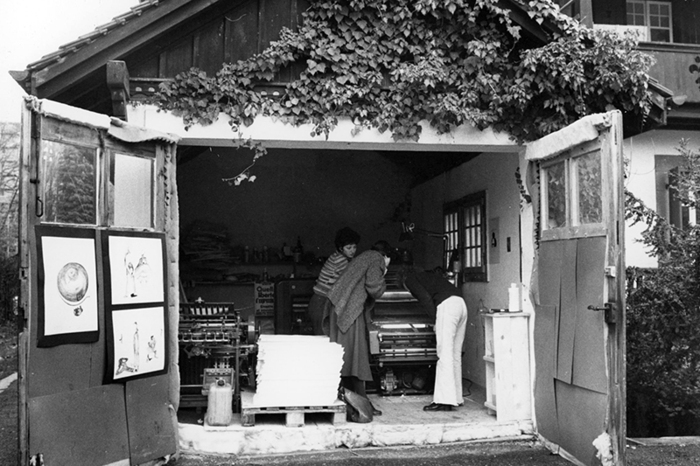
626, 0, 673, 43
444, 191, 487, 283
107, 149, 156, 229
33, 120, 158, 230
668, 166, 699, 229
540, 147, 607, 242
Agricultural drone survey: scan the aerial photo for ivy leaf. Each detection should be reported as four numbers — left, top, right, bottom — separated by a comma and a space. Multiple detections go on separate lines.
153, 0, 654, 147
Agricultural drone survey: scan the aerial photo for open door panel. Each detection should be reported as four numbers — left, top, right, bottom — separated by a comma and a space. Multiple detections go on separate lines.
525, 111, 626, 466
18, 98, 180, 466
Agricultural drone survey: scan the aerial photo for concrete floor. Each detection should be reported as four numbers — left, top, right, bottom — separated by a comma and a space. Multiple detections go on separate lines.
177, 383, 534, 456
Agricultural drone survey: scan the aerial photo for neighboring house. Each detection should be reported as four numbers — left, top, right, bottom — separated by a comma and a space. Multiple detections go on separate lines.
578, 0, 700, 267
9, 1, 677, 466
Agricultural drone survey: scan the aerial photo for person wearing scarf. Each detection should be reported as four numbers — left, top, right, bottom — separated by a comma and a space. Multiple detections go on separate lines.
308, 227, 360, 335
326, 240, 392, 416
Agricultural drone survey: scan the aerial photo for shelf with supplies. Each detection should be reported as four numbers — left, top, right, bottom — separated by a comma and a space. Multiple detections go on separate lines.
222, 261, 322, 282
481, 311, 531, 422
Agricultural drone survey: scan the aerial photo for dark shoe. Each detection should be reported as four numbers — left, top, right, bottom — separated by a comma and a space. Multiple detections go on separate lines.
423, 402, 453, 412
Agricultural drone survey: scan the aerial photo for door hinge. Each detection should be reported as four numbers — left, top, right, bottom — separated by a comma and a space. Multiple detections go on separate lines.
587, 302, 617, 324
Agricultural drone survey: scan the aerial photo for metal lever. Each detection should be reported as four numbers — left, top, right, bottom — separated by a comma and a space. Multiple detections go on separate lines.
587, 303, 617, 324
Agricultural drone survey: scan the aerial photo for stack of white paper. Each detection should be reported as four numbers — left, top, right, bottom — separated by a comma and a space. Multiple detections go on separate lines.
252, 334, 344, 407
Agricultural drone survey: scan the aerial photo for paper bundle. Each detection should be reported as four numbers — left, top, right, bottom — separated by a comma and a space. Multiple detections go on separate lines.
252, 334, 344, 407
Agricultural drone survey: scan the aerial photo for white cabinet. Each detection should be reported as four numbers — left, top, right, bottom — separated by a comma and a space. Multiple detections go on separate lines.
482, 312, 531, 422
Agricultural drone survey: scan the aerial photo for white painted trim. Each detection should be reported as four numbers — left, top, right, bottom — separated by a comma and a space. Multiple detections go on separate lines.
127, 104, 522, 152
0, 372, 17, 392
524, 112, 616, 161
24, 97, 180, 143
103, 460, 131, 466
27, 96, 111, 129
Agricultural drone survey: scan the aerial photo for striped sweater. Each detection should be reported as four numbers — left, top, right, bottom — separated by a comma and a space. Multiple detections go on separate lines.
313, 251, 350, 297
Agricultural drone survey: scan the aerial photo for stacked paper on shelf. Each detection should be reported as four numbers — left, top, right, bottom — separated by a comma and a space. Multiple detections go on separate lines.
253, 334, 344, 407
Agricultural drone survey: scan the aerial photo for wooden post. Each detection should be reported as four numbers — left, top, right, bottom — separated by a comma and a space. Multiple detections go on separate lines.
106, 61, 130, 121
17, 101, 33, 466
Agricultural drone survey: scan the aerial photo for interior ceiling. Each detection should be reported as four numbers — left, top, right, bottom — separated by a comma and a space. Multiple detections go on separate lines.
177, 146, 480, 186
381, 151, 481, 185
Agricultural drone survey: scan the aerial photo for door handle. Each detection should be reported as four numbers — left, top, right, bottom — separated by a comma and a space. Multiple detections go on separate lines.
587, 303, 617, 324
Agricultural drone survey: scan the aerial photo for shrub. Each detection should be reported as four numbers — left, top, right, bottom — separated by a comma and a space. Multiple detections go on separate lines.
625, 141, 700, 436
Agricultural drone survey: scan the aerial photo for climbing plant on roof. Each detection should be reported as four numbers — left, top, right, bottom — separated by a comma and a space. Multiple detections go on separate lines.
153, 0, 654, 145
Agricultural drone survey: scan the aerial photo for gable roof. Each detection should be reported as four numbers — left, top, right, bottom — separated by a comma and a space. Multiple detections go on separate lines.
11, 0, 236, 100
25, 0, 164, 73
12, 0, 562, 98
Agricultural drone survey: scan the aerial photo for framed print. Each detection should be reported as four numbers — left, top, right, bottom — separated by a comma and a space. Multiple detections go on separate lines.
106, 305, 168, 382
103, 230, 168, 382
104, 231, 166, 306
36, 226, 99, 347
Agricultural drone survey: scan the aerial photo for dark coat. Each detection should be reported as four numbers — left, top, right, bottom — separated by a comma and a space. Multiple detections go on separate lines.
328, 250, 387, 333
403, 269, 461, 319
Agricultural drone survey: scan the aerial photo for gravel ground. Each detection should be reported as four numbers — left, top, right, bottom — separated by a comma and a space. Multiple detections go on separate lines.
1, 322, 699, 466
2, 367, 698, 466
165, 440, 700, 466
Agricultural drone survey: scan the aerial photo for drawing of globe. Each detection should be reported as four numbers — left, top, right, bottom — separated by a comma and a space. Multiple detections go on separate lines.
57, 262, 89, 304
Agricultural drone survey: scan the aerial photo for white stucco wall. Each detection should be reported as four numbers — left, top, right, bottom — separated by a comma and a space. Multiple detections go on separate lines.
624, 129, 700, 268
410, 152, 522, 386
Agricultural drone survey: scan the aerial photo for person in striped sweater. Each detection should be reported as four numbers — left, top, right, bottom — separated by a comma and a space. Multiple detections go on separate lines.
308, 227, 360, 335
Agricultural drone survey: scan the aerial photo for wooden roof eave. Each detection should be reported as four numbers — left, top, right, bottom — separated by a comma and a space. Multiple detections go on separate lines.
496, 0, 554, 44
24, 0, 231, 100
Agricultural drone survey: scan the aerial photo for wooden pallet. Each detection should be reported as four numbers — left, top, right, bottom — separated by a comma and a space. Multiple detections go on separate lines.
240, 391, 346, 427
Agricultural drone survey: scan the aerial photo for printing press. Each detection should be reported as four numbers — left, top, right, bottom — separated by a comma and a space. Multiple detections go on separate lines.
368, 268, 437, 395
177, 302, 257, 411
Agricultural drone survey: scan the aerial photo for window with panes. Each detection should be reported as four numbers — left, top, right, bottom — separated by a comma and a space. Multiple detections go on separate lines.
626, 0, 672, 42
541, 148, 605, 239
668, 167, 699, 229
444, 191, 487, 282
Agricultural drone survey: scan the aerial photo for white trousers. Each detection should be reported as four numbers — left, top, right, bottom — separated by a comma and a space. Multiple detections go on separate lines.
433, 295, 468, 406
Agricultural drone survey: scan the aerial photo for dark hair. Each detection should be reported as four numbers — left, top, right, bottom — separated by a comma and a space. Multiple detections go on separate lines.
371, 240, 393, 257
335, 227, 360, 250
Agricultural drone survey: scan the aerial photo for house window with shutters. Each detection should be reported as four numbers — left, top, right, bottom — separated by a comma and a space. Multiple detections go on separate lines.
668, 167, 699, 229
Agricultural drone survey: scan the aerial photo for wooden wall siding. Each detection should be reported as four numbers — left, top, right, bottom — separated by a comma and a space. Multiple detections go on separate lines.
161, 36, 195, 77
129, 0, 309, 81
592, 0, 626, 25
646, 48, 700, 102
195, 20, 226, 74
671, 0, 700, 45
225, 0, 261, 65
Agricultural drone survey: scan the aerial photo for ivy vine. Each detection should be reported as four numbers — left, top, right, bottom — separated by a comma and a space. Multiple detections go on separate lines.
221, 136, 268, 186
153, 0, 654, 145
